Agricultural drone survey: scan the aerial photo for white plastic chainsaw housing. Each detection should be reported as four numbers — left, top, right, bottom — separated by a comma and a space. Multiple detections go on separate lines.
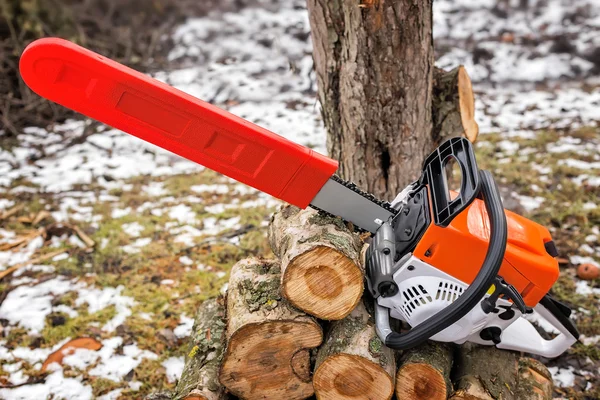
377, 255, 578, 356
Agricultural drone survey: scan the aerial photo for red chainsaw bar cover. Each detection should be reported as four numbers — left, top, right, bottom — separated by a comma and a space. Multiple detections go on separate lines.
20, 38, 338, 208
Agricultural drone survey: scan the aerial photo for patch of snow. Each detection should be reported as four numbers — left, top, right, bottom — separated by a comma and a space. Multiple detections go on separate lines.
122, 222, 145, 237
0, 369, 93, 400
570, 256, 600, 267
191, 184, 229, 194
513, 194, 545, 212
122, 237, 152, 254
0, 278, 82, 333
575, 281, 600, 296
172, 225, 204, 247
52, 252, 69, 261
111, 207, 132, 219
205, 203, 227, 214
143, 182, 168, 197
89, 337, 157, 382
179, 256, 193, 265
75, 285, 134, 332
98, 389, 123, 400
548, 366, 576, 387
162, 356, 185, 383
169, 204, 196, 224
174, 314, 194, 339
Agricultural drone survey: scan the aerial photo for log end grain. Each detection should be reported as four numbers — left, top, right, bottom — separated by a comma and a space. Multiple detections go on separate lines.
283, 245, 363, 320
219, 320, 322, 400
396, 363, 448, 400
314, 354, 394, 400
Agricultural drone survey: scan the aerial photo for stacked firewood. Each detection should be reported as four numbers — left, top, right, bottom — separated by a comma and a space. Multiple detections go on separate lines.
171, 206, 553, 400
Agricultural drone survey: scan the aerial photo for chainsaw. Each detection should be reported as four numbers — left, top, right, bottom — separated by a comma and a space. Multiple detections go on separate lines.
19, 38, 578, 358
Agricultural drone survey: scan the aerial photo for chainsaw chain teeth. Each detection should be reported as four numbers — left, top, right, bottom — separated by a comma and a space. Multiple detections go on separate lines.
309, 174, 398, 233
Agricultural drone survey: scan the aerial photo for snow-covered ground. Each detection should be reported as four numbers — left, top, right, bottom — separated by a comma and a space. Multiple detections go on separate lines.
0, 0, 599, 398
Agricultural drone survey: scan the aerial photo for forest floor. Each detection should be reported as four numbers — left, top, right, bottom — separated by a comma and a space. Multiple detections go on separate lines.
0, 0, 599, 399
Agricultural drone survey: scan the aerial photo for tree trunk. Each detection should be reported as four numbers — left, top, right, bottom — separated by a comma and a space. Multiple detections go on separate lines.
396, 341, 454, 400
307, 0, 435, 201
218, 258, 323, 400
451, 344, 520, 400
313, 301, 395, 400
268, 205, 363, 320
173, 297, 228, 400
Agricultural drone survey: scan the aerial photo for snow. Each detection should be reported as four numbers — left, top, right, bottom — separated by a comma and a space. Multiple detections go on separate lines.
575, 280, 600, 296
0, 278, 82, 333
75, 285, 135, 332
549, 366, 576, 387
143, 182, 168, 197
169, 204, 197, 224
191, 184, 230, 194
162, 356, 185, 383
88, 337, 158, 382
179, 255, 194, 265
97, 389, 123, 400
513, 194, 545, 212
122, 237, 152, 254
0, 369, 93, 400
122, 222, 145, 237
174, 314, 195, 338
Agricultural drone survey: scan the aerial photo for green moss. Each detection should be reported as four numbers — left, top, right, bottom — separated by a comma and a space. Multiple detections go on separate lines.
91, 377, 122, 397
316, 315, 366, 367
322, 232, 359, 258
309, 212, 348, 231
41, 305, 117, 347
238, 274, 281, 312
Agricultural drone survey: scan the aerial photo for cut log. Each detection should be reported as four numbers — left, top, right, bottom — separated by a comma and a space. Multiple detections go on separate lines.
219, 257, 323, 400
268, 205, 363, 320
451, 344, 520, 400
173, 297, 227, 400
313, 301, 395, 400
433, 66, 479, 144
396, 341, 454, 400
515, 358, 553, 400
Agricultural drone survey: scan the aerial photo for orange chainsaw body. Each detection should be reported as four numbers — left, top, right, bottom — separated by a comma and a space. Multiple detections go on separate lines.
414, 194, 558, 308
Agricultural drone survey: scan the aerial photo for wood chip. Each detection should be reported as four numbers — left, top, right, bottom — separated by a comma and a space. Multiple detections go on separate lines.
32, 210, 51, 226
0, 204, 24, 221
71, 225, 95, 249
0, 229, 44, 251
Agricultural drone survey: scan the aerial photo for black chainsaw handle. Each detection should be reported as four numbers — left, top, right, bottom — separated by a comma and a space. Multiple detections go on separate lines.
380, 170, 508, 351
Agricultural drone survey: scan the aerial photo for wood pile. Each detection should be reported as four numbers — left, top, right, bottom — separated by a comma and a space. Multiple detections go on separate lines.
171, 206, 553, 400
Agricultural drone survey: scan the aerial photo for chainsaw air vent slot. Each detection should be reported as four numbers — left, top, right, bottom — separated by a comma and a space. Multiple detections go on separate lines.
435, 281, 464, 302
401, 285, 433, 316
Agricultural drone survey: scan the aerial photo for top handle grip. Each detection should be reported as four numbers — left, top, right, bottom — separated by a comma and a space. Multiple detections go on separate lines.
19, 38, 338, 208
380, 170, 508, 350
420, 137, 480, 226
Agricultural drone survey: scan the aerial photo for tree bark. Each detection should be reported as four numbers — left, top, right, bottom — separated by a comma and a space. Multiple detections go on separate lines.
433, 66, 479, 144
451, 344, 520, 400
396, 341, 454, 400
218, 258, 323, 400
515, 358, 553, 400
307, 0, 435, 201
173, 297, 228, 400
268, 205, 363, 320
313, 301, 395, 400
